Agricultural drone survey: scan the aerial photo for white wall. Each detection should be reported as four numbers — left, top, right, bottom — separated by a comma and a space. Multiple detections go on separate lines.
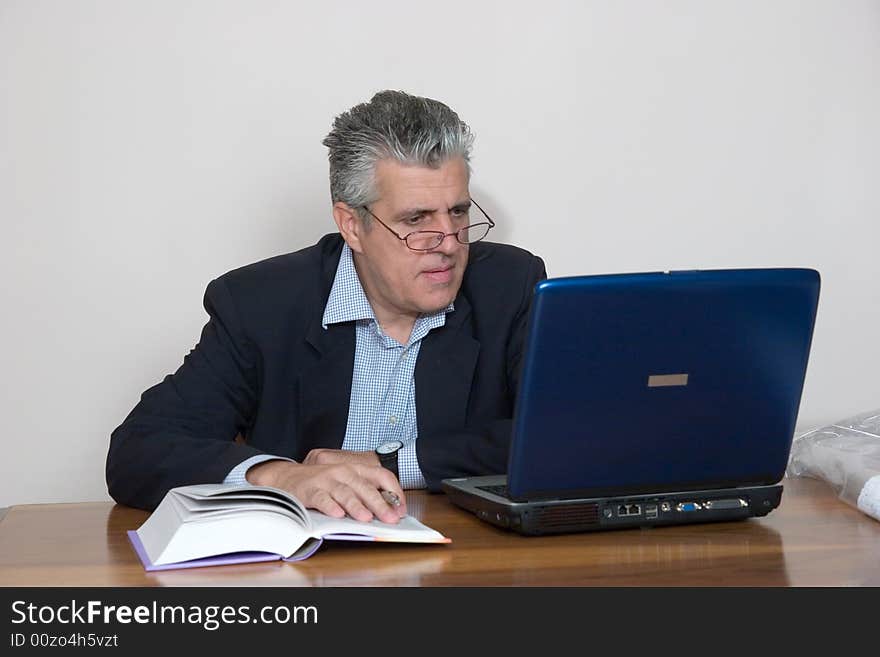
1, 0, 878, 506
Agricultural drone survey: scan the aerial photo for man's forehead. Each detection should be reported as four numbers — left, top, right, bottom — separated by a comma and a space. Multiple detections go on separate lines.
374, 158, 469, 206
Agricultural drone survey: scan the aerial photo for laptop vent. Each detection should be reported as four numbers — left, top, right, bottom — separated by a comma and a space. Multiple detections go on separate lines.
526, 503, 600, 529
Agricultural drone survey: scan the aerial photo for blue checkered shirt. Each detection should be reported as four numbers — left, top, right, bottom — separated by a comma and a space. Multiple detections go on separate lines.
225, 243, 452, 488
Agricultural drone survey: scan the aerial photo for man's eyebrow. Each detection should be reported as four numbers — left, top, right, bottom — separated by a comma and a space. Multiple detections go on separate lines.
392, 207, 436, 220
392, 200, 472, 221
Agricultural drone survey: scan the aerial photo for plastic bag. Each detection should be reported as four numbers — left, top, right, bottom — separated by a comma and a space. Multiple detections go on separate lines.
786, 408, 880, 522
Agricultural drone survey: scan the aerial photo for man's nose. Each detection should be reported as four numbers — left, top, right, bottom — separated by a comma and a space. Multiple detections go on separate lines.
431, 227, 462, 254
433, 214, 464, 251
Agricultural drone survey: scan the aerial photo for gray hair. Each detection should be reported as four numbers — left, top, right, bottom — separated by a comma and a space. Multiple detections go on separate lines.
322, 90, 474, 218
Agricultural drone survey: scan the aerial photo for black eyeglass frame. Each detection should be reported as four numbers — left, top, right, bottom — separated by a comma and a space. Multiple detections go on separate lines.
360, 198, 496, 252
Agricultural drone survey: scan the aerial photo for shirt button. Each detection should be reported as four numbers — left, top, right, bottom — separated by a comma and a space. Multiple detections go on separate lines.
389, 415, 398, 425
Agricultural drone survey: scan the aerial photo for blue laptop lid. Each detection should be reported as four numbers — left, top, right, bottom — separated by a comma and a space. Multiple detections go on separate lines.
507, 268, 820, 500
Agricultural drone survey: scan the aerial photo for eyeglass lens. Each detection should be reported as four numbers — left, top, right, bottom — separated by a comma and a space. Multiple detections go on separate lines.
405, 223, 492, 250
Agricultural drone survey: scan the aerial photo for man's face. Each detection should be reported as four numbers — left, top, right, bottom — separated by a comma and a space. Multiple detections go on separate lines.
348, 157, 470, 323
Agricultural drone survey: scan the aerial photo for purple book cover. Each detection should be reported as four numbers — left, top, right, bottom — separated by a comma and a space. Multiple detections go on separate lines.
127, 530, 323, 571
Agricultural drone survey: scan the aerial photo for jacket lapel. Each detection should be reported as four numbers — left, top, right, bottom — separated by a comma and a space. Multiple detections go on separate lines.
415, 295, 480, 435
295, 318, 355, 459
294, 238, 354, 459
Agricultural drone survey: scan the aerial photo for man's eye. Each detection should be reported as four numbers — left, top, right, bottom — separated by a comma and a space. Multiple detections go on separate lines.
404, 215, 423, 225
451, 208, 469, 219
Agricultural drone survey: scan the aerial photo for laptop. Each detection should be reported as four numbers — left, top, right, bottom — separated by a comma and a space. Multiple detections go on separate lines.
442, 268, 820, 535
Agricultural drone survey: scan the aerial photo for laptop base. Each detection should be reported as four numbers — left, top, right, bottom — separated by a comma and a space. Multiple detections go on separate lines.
442, 475, 783, 536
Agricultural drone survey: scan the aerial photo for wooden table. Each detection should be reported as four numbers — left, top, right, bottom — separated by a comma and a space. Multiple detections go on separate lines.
1, 476, 877, 586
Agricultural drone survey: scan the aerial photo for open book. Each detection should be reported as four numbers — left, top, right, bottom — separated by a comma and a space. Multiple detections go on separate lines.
127, 484, 450, 571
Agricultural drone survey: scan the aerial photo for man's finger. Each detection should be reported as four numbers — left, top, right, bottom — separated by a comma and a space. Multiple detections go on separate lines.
351, 466, 407, 522
328, 482, 374, 523
308, 489, 347, 519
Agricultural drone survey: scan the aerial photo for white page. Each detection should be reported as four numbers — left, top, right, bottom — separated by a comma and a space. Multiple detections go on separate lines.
153, 511, 312, 565
174, 485, 309, 525
174, 494, 305, 523
307, 511, 447, 542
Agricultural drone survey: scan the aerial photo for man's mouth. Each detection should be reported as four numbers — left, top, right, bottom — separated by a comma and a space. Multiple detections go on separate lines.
422, 265, 453, 284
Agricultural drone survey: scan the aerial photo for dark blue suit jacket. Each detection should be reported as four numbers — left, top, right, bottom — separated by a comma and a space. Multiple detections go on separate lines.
106, 233, 546, 510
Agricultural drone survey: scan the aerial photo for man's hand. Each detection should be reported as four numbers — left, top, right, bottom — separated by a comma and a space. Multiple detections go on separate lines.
246, 456, 406, 524
302, 448, 380, 468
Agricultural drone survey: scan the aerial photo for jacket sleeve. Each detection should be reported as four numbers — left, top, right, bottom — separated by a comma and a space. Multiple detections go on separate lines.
106, 276, 265, 510
417, 254, 547, 491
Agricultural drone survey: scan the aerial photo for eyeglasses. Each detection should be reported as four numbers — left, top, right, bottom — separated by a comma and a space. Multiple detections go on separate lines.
360, 198, 495, 252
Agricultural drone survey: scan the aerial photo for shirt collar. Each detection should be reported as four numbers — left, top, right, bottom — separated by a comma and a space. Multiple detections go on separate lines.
321, 242, 454, 332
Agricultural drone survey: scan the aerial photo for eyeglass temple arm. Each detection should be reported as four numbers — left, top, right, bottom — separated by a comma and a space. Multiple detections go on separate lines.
469, 198, 496, 227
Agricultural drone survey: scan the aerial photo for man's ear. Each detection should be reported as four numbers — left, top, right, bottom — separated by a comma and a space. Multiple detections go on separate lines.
332, 202, 366, 254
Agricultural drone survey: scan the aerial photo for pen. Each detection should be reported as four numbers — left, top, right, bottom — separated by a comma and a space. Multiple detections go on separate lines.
381, 490, 401, 507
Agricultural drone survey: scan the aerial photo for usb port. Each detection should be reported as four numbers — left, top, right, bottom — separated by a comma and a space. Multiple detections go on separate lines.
645, 504, 658, 519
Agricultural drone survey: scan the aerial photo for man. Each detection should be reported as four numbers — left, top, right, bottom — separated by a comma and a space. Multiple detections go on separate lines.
106, 90, 546, 525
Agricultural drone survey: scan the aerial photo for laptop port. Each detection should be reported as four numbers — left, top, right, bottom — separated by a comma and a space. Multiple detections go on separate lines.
645, 504, 658, 519
616, 503, 643, 517
703, 498, 747, 510
676, 502, 702, 512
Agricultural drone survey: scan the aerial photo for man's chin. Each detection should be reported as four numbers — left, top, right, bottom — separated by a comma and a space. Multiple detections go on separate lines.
417, 289, 459, 315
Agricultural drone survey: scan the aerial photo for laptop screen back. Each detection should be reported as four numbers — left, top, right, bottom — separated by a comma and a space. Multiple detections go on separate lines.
506, 268, 820, 501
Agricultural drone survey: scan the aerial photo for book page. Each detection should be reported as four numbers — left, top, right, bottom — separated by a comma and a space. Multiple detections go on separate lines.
137, 484, 313, 565
176, 484, 309, 525
174, 494, 306, 523
151, 512, 314, 565
307, 511, 449, 543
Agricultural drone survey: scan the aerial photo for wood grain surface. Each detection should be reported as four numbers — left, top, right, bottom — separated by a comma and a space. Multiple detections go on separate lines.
1, 476, 877, 586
